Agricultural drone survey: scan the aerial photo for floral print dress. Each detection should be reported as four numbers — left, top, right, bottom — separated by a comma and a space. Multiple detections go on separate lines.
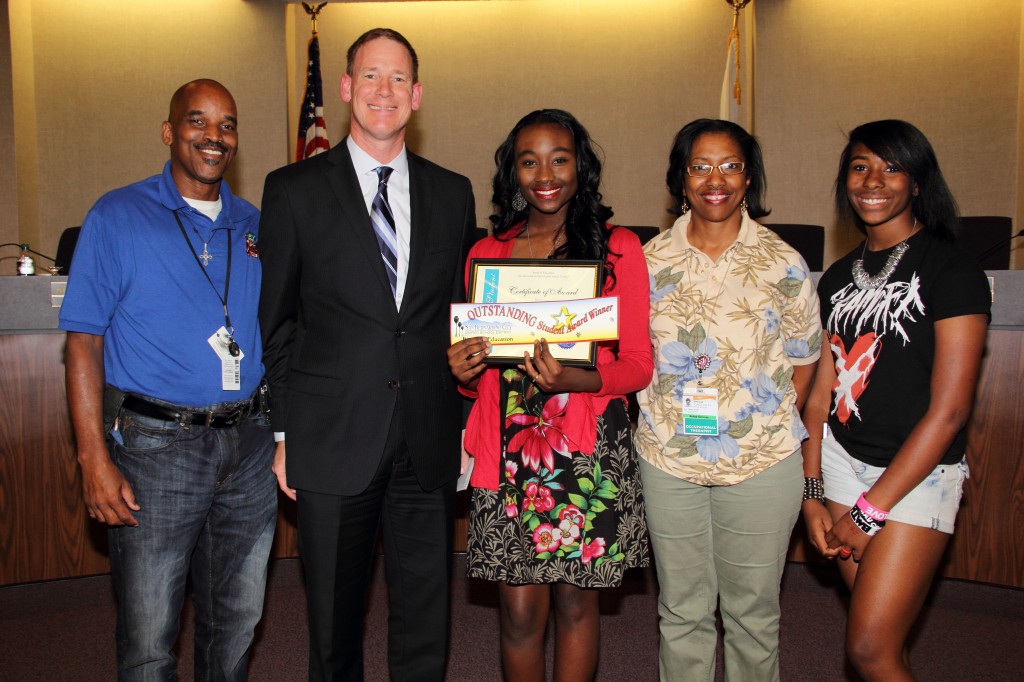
466, 369, 649, 588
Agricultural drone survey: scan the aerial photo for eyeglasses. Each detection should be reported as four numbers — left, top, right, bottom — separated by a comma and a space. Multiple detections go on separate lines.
685, 162, 746, 177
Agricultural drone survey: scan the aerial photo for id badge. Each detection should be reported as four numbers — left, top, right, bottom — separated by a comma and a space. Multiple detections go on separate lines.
681, 387, 719, 436
208, 327, 243, 391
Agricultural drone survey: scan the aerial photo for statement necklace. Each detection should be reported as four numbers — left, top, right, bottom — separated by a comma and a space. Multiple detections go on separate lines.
851, 218, 917, 290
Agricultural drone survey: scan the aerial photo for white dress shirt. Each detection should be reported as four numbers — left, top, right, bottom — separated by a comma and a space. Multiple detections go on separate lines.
347, 136, 412, 309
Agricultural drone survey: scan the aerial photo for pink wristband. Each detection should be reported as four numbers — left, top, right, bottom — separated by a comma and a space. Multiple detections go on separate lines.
856, 492, 889, 522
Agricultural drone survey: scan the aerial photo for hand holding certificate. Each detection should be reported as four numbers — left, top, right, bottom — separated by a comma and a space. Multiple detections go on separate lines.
450, 297, 619, 363
451, 259, 620, 367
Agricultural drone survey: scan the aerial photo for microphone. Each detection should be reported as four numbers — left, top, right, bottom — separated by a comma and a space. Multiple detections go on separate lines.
25, 247, 58, 264
1, 243, 62, 274
0, 243, 58, 262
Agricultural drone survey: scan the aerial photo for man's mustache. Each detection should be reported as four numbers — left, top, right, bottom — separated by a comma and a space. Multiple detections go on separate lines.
194, 141, 228, 153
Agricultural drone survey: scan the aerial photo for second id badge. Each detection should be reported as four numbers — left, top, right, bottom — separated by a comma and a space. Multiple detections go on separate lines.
208, 326, 243, 391
681, 386, 719, 436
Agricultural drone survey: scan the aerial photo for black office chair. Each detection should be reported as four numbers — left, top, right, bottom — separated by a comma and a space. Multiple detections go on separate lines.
622, 225, 661, 245
956, 216, 1014, 270
54, 227, 81, 275
763, 223, 825, 272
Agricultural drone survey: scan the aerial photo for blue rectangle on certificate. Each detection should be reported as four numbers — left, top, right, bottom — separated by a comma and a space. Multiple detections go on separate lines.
483, 269, 499, 302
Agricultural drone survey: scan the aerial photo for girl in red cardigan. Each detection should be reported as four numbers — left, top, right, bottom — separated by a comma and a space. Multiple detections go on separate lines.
447, 109, 653, 682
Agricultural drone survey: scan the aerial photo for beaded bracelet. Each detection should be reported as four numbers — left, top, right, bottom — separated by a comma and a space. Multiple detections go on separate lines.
802, 477, 825, 505
849, 504, 885, 536
856, 492, 889, 523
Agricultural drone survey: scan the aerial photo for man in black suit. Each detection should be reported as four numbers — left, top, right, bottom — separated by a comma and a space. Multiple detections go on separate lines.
257, 28, 476, 681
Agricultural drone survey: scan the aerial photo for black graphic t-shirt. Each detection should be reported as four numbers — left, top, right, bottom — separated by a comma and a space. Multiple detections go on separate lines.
818, 230, 991, 467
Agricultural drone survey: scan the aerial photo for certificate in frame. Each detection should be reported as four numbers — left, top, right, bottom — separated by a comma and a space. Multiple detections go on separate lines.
464, 258, 607, 367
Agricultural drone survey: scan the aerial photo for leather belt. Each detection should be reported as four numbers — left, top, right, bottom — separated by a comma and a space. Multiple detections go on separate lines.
121, 393, 257, 429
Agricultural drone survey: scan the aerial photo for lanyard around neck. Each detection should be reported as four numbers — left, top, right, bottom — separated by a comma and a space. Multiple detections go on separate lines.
174, 210, 235, 341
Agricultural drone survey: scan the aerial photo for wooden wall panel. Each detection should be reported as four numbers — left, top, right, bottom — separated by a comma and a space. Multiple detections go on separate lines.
0, 334, 108, 583
270, 497, 299, 559
943, 330, 1024, 584
3, 330, 1022, 588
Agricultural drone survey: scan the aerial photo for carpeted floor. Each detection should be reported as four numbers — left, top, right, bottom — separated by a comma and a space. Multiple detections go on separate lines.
1, 556, 1021, 681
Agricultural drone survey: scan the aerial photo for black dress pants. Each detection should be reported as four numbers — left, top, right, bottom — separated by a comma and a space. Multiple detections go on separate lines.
296, 416, 456, 682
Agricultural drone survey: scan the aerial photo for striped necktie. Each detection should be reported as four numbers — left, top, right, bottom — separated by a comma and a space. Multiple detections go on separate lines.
370, 166, 398, 297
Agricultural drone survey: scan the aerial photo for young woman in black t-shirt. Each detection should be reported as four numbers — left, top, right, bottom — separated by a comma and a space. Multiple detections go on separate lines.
801, 120, 990, 682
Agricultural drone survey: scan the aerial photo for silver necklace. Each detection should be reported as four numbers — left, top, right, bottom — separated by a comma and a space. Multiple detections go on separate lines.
525, 222, 565, 259
851, 218, 917, 290
184, 220, 213, 266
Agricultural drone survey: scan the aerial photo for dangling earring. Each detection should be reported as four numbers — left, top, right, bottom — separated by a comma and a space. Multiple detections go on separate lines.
680, 196, 690, 215
740, 197, 748, 215
512, 190, 527, 212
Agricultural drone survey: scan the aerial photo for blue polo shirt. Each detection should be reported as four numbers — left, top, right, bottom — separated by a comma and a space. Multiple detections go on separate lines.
60, 161, 264, 407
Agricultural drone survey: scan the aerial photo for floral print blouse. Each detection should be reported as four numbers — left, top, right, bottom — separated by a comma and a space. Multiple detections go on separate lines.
636, 213, 822, 485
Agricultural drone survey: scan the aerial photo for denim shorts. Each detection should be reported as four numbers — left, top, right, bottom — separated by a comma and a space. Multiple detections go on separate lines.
820, 435, 968, 534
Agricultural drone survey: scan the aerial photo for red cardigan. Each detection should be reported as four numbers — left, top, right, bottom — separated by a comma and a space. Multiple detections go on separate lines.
461, 225, 654, 490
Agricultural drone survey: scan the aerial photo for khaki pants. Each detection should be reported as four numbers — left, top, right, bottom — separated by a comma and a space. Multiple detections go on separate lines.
640, 453, 802, 682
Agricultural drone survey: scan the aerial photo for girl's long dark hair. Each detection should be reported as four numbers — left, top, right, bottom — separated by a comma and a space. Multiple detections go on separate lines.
490, 109, 618, 287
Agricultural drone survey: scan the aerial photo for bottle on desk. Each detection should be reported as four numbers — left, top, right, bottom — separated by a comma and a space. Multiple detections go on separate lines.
17, 244, 35, 276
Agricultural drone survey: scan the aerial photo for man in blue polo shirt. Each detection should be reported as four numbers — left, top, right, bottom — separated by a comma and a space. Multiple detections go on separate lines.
60, 79, 276, 681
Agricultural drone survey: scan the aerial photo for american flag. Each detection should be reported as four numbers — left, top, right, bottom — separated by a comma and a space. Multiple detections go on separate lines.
296, 35, 330, 161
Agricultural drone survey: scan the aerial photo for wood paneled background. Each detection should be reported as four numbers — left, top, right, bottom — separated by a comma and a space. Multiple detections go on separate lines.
2, 330, 1022, 588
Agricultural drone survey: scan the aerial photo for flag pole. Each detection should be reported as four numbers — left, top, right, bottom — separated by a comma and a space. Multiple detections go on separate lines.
295, 3, 331, 161
303, 2, 327, 36
719, 0, 755, 130
725, 0, 750, 106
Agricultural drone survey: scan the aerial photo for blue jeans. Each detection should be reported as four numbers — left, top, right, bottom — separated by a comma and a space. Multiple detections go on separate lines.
107, 401, 276, 682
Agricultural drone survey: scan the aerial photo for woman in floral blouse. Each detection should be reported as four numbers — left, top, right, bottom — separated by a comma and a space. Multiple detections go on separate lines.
448, 109, 652, 681
637, 119, 822, 681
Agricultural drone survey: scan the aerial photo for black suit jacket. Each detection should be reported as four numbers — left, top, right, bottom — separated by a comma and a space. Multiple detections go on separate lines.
258, 142, 476, 495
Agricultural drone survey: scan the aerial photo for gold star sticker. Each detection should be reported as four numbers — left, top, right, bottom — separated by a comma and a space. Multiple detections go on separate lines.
550, 306, 576, 331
